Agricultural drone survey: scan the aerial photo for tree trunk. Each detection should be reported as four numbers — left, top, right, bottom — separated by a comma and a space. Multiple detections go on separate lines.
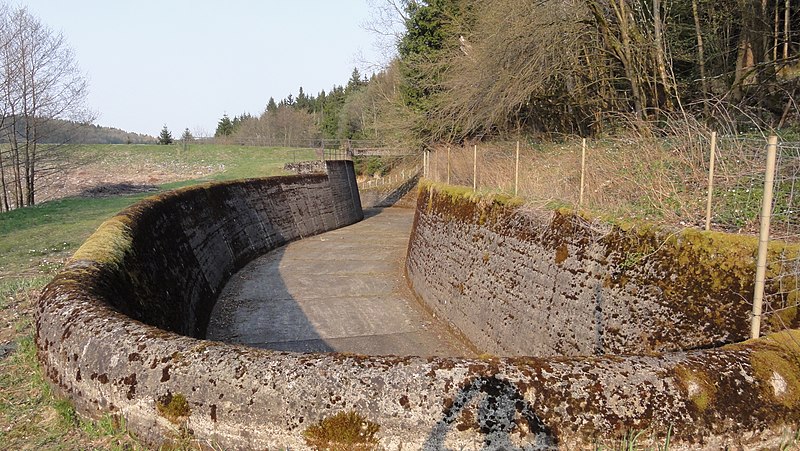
0, 148, 9, 212
27, 130, 36, 206
774, 0, 780, 62
692, 0, 709, 113
653, 0, 672, 109
785, 0, 791, 60
0, 113, 8, 212
613, 0, 646, 117
23, 117, 33, 206
586, 0, 646, 118
762, 0, 770, 63
733, 0, 767, 100
8, 120, 23, 208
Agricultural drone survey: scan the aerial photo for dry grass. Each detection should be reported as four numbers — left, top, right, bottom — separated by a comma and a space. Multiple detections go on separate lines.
428, 129, 794, 236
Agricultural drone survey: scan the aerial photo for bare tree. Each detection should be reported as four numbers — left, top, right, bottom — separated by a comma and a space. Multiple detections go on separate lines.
0, 6, 92, 210
231, 105, 319, 147
784, 0, 791, 61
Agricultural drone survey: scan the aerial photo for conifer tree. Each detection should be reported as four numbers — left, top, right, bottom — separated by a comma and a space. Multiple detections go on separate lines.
181, 128, 193, 141
215, 114, 234, 137
158, 125, 173, 145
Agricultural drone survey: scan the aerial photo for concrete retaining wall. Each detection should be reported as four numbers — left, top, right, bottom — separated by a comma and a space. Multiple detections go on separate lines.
36, 177, 800, 449
359, 174, 420, 209
406, 185, 799, 357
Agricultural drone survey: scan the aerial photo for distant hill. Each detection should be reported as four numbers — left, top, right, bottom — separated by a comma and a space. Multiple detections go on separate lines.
35, 119, 156, 144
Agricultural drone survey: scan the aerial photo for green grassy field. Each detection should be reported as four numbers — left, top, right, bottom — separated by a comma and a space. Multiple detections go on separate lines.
0, 144, 317, 280
0, 143, 316, 450
63, 143, 317, 181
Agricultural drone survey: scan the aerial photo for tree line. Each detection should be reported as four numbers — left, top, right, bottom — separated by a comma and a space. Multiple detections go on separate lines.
225, 0, 800, 149
212, 68, 375, 146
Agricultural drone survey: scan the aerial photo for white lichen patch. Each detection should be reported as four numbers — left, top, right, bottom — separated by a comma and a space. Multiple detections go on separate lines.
770, 371, 787, 398
686, 380, 700, 398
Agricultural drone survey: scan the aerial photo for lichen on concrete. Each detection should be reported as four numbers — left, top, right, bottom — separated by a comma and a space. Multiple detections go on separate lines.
35, 175, 800, 450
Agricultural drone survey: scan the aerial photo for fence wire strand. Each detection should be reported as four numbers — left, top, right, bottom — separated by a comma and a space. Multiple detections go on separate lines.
427, 136, 800, 335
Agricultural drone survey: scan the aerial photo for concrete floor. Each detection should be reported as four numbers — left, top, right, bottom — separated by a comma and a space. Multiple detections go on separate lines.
206, 207, 473, 357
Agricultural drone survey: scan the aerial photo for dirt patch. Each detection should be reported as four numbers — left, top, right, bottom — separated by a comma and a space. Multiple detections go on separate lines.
77, 183, 160, 198
35, 160, 220, 203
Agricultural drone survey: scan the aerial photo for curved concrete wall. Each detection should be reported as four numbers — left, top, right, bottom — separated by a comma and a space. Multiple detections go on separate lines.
37, 176, 800, 449
406, 185, 800, 357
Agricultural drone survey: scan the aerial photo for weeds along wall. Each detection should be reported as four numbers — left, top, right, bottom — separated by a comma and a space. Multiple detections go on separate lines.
35, 172, 800, 449
406, 184, 800, 357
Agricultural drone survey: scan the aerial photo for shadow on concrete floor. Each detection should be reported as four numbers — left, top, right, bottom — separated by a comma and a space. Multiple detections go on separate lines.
206, 244, 334, 353
206, 207, 472, 357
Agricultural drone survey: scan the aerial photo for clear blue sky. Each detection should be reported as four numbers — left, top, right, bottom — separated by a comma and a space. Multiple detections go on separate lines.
20, 1, 391, 137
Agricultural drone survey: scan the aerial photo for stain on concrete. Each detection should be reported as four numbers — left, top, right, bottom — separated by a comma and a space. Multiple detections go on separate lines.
35, 175, 800, 450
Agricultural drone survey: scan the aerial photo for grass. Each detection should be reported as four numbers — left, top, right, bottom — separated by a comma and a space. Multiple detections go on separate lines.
66, 143, 317, 181
427, 135, 800, 236
4, 141, 797, 449
0, 144, 318, 281
0, 143, 317, 450
593, 427, 672, 451
0, 194, 152, 279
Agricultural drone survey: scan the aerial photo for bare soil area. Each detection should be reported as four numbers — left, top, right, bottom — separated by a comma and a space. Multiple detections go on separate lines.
36, 159, 220, 203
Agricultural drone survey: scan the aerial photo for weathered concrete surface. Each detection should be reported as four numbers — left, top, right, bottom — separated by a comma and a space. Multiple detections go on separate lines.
359, 173, 420, 209
407, 185, 800, 358
208, 207, 472, 357
35, 173, 800, 450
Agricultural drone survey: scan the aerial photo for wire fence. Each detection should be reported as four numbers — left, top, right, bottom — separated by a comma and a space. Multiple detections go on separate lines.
194, 136, 415, 156
358, 167, 421, 189
423, 135, 800, 338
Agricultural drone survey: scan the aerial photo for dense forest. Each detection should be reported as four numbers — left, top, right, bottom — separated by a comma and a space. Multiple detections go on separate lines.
222, 0, 800, 148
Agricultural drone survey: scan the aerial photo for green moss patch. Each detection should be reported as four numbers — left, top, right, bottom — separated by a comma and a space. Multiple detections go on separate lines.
750, 330, 800, 408
421, 181, 524, 209
303, 411, 380, 450
673, 365, 717, 412
70, 215, 133, 267
156, 392, 191, 424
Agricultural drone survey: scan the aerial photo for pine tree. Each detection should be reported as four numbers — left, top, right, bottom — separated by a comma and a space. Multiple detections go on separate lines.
296, 87, 312, 112
266, 97, 278, 114
398, 0, 466, 111
346, 68, 367, 95
158, 125, 173, 145
181, 128, 193, 141
215, 114, 234, 137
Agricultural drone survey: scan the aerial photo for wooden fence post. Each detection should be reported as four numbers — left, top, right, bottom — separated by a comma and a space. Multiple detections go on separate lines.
705, 131, 717, 231
473, 144, 477, 191
433, 149, 438, 182
751, 135, 779, 339
579, 138, 587, 206
447, 146, 451, 185
515, 141, 520, 196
